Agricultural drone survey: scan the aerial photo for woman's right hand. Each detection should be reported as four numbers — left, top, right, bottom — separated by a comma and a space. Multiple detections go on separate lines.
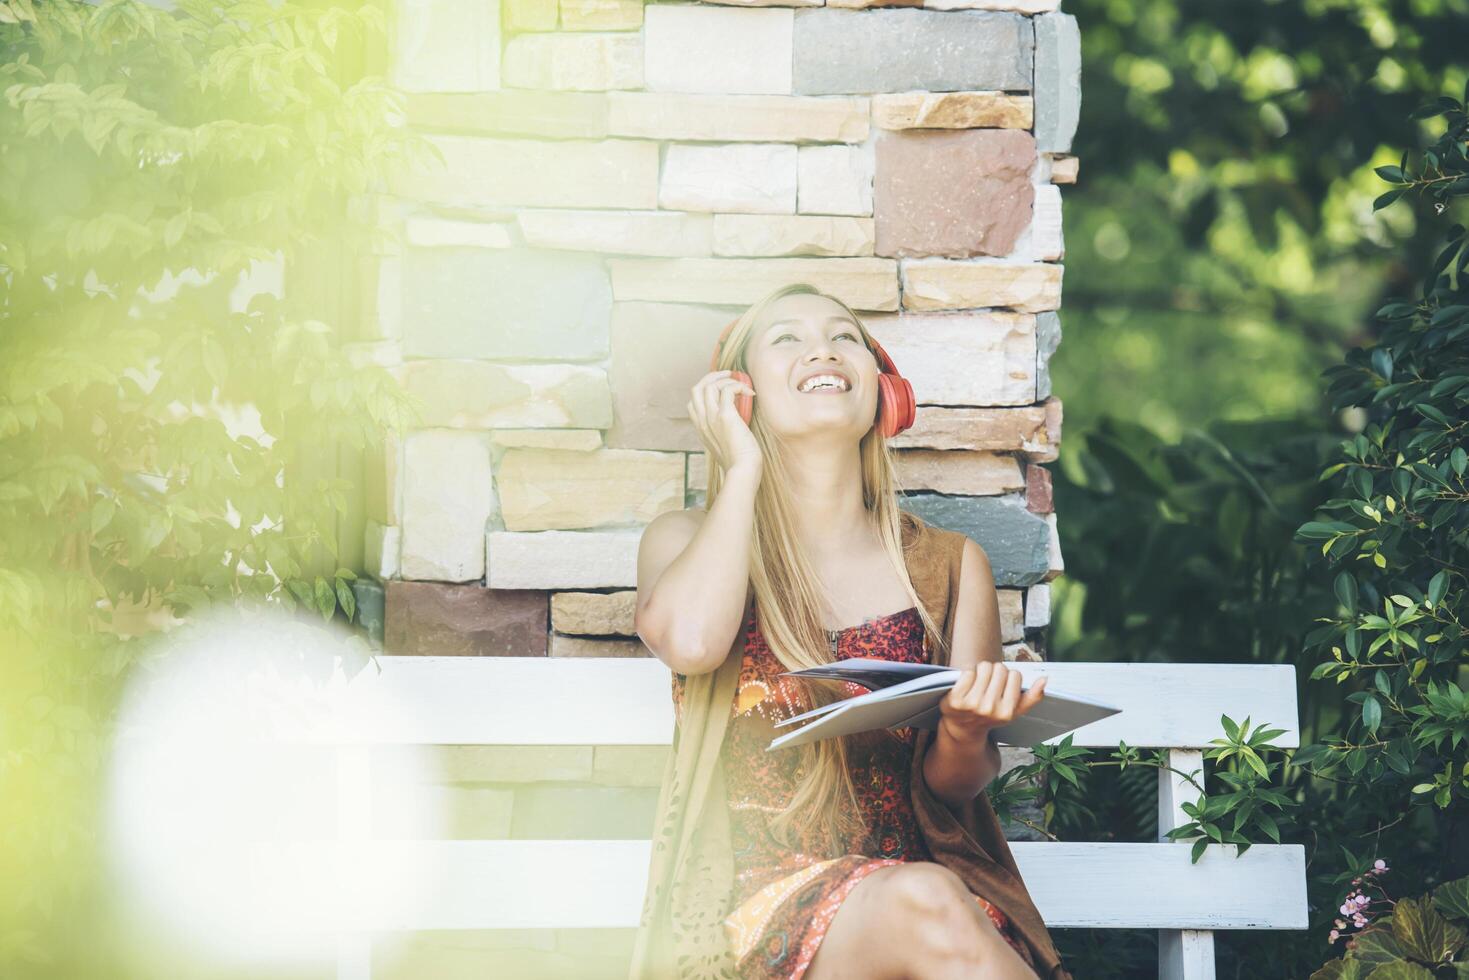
688, 369, 762, 473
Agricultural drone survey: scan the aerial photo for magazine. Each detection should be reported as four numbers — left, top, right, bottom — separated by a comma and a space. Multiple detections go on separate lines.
766, 657, 1121, 752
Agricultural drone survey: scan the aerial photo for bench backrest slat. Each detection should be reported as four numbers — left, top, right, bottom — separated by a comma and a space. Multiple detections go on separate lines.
325, 658, 1299, 749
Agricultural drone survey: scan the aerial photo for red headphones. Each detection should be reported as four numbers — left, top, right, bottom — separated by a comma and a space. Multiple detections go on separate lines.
709, 316, 917, 439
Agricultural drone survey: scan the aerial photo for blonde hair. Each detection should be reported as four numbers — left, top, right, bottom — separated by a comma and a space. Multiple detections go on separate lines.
706, 282, 951, 855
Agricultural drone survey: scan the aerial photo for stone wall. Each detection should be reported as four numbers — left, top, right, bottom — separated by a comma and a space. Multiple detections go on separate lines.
359, 0, 1079, 975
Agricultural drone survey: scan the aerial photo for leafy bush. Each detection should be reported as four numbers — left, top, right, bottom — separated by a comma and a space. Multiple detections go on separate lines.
1291, 86, 1469, 851
0, 1, 420, 972
1310, 867, 1469, 979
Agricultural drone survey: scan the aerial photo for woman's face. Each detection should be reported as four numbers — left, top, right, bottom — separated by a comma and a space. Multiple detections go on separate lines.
743, 293, 881, 441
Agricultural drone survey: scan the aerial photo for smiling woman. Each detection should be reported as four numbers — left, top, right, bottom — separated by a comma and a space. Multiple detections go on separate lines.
630, 282, 1068, 980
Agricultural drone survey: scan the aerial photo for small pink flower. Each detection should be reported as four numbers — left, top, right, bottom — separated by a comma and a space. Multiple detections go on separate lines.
1340, 903, 1352, 915
1355, 894, 1370, 908
1334, 919, 1346, 929
1353, 914, 1367, 928
1374, 859, 1387, 871
1329, 929, 1339, 942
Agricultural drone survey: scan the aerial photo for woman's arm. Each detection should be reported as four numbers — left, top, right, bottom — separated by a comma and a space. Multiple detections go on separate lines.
923, 537, 1044, 808
634, 462, 762, 676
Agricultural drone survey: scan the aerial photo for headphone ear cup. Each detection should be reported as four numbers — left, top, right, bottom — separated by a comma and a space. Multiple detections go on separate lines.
730, 370, 754, 426
875, 374, 916, 439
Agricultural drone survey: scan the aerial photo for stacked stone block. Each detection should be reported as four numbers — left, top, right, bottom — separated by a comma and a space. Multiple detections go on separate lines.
363, 0, 1079, 973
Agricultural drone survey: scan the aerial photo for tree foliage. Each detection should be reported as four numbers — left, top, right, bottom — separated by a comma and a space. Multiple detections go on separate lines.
0, 2, 421, 972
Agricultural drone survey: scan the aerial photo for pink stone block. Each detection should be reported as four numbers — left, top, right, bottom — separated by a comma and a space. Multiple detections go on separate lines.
874, 128, 1037, 258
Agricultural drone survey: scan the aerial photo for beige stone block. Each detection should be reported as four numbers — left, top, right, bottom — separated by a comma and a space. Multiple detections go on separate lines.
392, 0, 500, 92
1013, 183, 1064, 261
400, 430, 496, 583
405, 216, 515, 249
607, 256, 899, 311
888, 404, 1054, 453
1004, 640, 1042, 662
998, 587, 1025, 642
592, 745, 669, 786
604, 302, 734, 452
1045, 511, 1064, 581
549, 634, 651, 657
365, 520, 401, 581
873, 91, 1033, 130
688, 452, 707, 491
504, 0, 558, 31
644, 5, 793, 95
395, 361, 614, 430
921, 0, 1057, 7
496, 447, 685, 530
551, 590, 638, 635
901, 258, 1063, 314
607, 91, 868, 143
1025, 582, 1050, 629
660, 143, 797, 214
490, 428, 604, 451
403, 91, 609, 139
864, 311, 1036, 405
393, 135, 659, 210
798, 144, 874, 216
700, 0, 819, 5
1049, 154, 1079, 184
487, 528, 642, 589
894, 449, 1025, 494
560, 0, 643, 29
502, 32, 643, 91
517, 208, 712, 256
712, 213, 874, 257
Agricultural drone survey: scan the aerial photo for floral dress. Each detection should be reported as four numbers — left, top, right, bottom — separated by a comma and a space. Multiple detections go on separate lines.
671, 602, 1036, 980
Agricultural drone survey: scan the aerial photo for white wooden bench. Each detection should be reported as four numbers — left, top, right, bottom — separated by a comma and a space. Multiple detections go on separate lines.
320, 658, 1308, 980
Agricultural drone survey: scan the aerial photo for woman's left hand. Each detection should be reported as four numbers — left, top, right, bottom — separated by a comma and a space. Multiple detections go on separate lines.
937, 662, 1047, 745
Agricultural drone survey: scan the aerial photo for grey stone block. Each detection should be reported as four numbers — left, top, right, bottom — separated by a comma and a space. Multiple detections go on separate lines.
1036, 310, 1061, 400
793, 9, 1032, 95
401, 247, 612, 360
899, 495, 1051, 587
351, 577, 385, 649
1034, 11, 1081, 153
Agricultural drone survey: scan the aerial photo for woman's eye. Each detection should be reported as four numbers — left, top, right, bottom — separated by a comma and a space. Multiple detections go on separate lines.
774, 331, 858, 342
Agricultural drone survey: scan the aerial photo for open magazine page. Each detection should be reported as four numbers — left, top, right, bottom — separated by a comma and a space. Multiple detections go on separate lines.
766, 658, 1121, 752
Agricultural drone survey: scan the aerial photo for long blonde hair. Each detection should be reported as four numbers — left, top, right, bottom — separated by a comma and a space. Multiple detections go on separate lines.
706, 282, 951, 855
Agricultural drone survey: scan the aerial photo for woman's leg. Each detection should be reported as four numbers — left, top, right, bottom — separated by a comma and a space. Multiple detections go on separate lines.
805, 862, 1040, 980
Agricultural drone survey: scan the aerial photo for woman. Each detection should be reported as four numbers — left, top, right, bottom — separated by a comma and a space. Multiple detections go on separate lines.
629, 283, 1070, 980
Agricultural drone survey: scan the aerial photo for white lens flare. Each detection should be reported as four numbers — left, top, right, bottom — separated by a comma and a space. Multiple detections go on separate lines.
102, 606, 444, 973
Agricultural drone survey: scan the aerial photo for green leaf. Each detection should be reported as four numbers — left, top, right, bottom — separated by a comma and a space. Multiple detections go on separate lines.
1362, 695, 1382, 735
1335, 571, 1359, 614
1391, 895, 1467, 962
314, 576, 335, 622
1352, 926, 1406, 964
1360, 963, 1435, 980
336, 578, 356, 622
1373, 188, 1406, 211
1308, 959, 1364, 980
1432, 877, 1469, 924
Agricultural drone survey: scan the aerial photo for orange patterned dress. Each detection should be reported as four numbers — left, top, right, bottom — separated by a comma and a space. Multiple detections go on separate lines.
671, 602, 1035, 980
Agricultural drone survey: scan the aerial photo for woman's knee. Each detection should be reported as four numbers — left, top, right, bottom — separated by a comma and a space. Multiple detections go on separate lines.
881, 863, 1001, 960
880, 863, 975, 918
